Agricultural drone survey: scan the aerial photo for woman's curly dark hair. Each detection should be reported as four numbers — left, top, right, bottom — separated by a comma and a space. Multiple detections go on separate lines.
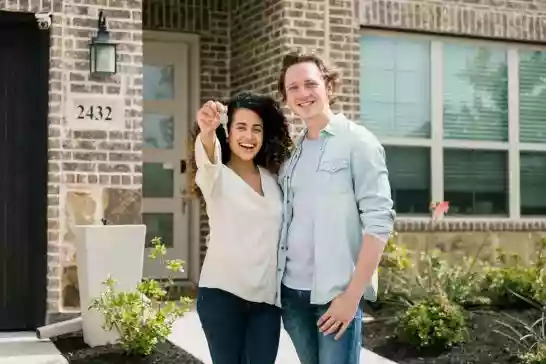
188, 91, 293, 195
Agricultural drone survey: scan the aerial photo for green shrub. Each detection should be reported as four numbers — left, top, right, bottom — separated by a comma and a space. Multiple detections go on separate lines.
380, 244, 489, 309
484, 247, 545, 308
395, 294, 467, 350
484, 266, 538, 307
421, 250, 489, 308
89, 237, 193, 356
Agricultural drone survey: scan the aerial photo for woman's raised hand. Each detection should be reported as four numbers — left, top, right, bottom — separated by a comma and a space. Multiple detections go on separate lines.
196, 100, 226, 135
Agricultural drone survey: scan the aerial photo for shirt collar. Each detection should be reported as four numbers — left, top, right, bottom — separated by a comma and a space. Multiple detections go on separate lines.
294, 113, 348, 147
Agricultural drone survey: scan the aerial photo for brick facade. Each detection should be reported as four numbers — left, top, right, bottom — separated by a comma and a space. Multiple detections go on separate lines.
0, 0, 143, 319
1, 0, 545, 319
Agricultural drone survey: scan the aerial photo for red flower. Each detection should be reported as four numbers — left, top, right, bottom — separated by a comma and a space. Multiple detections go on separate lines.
431, 201, 449, 220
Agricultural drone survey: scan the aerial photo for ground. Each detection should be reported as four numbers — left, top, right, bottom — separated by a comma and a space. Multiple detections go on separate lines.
52, 332, 203, 364
363, 307, 538, 364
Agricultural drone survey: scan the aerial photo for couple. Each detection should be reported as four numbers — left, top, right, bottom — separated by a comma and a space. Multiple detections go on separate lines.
191, 52, 395, 364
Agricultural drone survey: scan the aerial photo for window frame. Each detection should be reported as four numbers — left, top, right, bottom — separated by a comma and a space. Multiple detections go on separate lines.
360, 30, 546, 220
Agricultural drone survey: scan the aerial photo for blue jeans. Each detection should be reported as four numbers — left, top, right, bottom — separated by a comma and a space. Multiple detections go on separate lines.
196, 287, 281, 364
281, 284, 362, 364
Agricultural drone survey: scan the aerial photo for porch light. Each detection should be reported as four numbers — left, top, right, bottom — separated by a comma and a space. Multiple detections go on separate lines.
89, 10, 117, 76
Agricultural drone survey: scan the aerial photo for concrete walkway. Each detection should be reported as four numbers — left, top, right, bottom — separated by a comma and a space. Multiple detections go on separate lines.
168, 311, 397, 364
0, 332, 67, 364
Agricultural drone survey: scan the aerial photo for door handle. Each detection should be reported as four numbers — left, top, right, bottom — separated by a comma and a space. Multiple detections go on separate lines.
180, 159, 187, 174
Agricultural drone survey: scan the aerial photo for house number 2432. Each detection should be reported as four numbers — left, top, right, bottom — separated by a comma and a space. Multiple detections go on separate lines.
76, 105, 113, 121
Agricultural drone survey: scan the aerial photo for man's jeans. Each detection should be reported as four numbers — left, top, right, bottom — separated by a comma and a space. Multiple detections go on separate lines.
197, 287, 281, 364
281, 284, 362, 364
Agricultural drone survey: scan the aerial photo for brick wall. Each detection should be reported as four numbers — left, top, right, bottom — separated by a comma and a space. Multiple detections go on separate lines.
230, 0, 285, 97
0, 0, 143, 317
359, 0, 546, 42
230, 0, 360, 126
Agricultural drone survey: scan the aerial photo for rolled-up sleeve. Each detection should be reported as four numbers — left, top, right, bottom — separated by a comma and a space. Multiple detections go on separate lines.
350, 133, 395, 244
195, 134, 222, 197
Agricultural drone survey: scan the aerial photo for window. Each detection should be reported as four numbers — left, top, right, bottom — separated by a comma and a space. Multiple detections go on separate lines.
443, 44, 508, 141
360, 36, 431, 138
360, 32, 546, 218
519, 51, 546, 143
444, 149, 508, 215
384, 146, 430, 214
520, 152, 546, 216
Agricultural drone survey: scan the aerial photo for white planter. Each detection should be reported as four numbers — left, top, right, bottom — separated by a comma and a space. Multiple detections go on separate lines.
75, 224, 146, 347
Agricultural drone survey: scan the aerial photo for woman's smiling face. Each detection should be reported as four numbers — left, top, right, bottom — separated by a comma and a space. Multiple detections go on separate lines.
227, 108, 264, 162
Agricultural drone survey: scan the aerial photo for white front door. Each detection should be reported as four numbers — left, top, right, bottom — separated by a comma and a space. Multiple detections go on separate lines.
142, 35, 192, 280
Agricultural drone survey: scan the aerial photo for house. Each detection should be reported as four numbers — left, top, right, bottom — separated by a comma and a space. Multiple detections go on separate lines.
0, 0, 545, 331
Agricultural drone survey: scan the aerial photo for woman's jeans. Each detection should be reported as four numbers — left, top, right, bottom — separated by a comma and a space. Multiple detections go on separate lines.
196, 287, 281, 364
281, 284, 362, 364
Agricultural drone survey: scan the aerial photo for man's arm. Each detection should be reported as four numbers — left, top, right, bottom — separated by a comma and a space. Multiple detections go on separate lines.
318, 131, 395, 339
346, 133, 395, 300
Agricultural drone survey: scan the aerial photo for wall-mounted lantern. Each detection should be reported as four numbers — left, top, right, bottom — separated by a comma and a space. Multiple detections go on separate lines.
89, 10, 117, 77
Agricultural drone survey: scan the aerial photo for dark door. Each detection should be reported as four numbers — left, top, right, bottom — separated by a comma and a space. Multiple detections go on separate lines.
0, 10, 49, 331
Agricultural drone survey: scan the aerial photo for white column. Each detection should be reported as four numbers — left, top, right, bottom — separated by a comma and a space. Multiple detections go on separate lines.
508, 48, 520, 219
430, 41, 444, 203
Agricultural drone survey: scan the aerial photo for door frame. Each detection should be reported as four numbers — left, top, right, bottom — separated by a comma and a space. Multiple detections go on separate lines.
142, 31, 202, 285
0, 10, 49, 330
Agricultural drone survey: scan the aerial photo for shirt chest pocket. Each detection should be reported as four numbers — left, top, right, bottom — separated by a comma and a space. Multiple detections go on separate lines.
317, 158, 352, 194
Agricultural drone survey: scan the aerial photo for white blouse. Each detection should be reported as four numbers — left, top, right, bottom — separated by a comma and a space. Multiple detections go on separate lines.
194, 134, 283, 305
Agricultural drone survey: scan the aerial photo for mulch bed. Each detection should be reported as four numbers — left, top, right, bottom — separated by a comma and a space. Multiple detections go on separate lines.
52, 332, 204, 364
363, 306, 538, 364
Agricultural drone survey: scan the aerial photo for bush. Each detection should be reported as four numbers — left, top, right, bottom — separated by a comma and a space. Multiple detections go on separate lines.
89, 237, 193, 356
395, 294, 468, 351
420, 249, 489, 308
379, 244, 489, 309
484, 247, 545, 308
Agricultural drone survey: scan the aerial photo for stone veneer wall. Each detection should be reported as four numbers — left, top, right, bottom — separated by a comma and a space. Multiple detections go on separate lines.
0, 0, 143, 319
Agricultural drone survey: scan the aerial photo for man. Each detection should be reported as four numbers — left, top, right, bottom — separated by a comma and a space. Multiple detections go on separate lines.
275, 52, 395, 364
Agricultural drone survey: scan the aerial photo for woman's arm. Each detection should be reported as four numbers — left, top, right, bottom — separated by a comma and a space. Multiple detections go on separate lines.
195, 131, 223, 197
194, 100, 226, 197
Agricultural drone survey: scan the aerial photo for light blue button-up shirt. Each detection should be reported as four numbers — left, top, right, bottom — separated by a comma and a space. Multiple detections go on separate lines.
275, 113, 396, 307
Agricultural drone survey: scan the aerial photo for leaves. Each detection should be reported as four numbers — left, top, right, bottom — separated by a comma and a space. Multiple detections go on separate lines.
395, 294, 468, 350
88, 236, 193, 356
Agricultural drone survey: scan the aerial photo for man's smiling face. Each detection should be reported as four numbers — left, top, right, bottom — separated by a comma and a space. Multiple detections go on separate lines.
283, 61, 330, 123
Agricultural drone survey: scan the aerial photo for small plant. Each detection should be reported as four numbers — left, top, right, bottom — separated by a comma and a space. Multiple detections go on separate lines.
395, 294, 468, 351
89, 237, 193, 356
377, 234, 413, 305
381, 245, 489, 309
429, 253, 490, 308
484, 248, 544, 308
494, 292, 546, 364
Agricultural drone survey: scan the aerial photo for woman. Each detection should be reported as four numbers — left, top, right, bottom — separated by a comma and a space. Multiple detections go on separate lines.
191, 91, 292, 364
